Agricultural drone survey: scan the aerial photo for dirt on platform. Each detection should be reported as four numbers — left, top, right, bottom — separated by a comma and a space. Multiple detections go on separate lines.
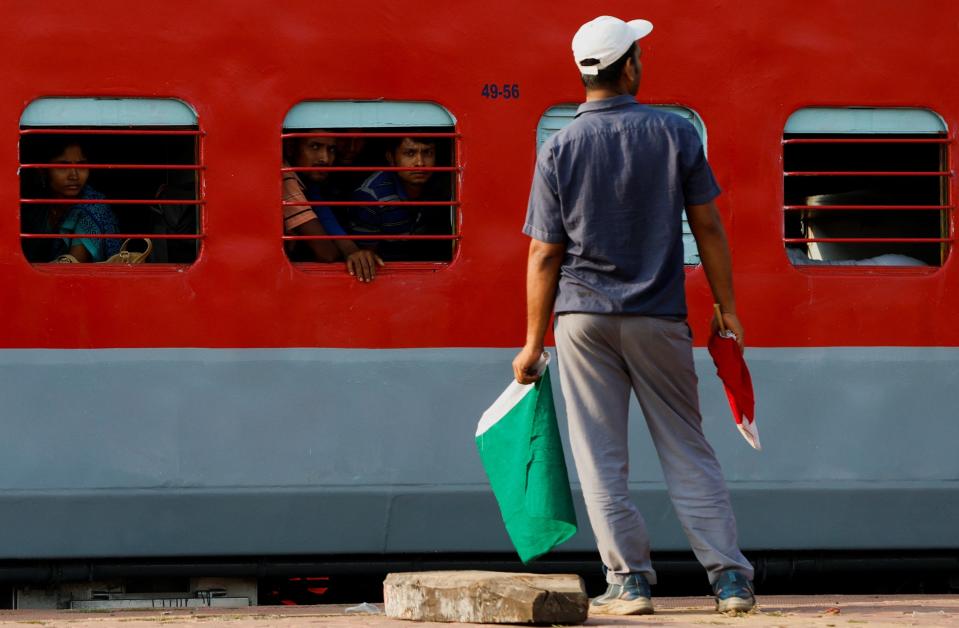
0, 595, 957, 627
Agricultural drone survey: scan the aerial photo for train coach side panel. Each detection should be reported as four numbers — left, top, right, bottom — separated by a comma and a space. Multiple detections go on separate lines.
0, 347, 957, 557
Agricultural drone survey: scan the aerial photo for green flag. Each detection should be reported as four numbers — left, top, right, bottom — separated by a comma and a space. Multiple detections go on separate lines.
476, 355, 577, 563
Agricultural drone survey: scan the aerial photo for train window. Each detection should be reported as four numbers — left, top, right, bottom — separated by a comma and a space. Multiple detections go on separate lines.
281, 101, 459, 267
783, 107, 951, 267
19, 97, 203, 266
537, 104, 707, 265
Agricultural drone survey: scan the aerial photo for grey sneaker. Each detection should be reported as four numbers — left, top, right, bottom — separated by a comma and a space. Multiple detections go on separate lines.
590, 573, 654, 616
713, 570, 755, 613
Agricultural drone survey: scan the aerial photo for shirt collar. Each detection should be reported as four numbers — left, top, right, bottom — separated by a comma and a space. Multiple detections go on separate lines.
575, 95, 637, 117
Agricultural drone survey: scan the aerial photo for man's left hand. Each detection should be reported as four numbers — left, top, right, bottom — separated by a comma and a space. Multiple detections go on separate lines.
711, 311, 745, 351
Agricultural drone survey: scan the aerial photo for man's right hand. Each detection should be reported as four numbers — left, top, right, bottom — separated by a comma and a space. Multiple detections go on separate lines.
512, 344, 545, 384
346, 249, 384, 282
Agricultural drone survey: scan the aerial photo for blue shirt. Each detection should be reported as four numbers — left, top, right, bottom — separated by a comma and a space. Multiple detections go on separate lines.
350, 171, 433, 261
349, 171, 421, 235
304, 182, 346, 236
523, 95, 720, 317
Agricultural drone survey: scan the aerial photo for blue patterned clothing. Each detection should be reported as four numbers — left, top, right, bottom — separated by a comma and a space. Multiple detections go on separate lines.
349, 171, 421, 236
525, 95, 721, 317
348, 171, 455, 261
53, 186, 121, 261
22, 186, 121, 262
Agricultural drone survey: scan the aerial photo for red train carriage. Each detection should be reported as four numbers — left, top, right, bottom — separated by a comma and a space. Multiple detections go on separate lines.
0, 0, 956, 608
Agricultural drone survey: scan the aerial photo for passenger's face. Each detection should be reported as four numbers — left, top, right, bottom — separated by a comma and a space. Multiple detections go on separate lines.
335, 136, 366, 166
388, 138, 436, 188
47, 144, 89, 198
295, 136, 337, 183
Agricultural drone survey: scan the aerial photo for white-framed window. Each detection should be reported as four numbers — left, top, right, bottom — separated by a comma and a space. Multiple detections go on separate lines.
19, 97, 203, 265
783, 107, 951, 267
537, 104, 708, 265
281, 101, 459, 266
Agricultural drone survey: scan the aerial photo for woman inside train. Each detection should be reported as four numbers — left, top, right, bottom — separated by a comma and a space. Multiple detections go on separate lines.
21, 136, 121, 263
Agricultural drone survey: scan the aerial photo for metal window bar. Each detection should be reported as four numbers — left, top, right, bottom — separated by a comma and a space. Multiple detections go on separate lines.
784, 237, 952, 244
19, 126, 206, 259
283, 235, 460, 241
782, 135, 954, 259
21, 199, 204, 205
281, 132, 459, 139
21, 164, 204, 170
21, 233, 203, 240
282, 166, 458, 173
282, 201, 458, 207
20, 129, 204, 136
784, 205, 952, 211
782, 138, 951, 145
784, 171, 952, 177
282, 129, 461, 250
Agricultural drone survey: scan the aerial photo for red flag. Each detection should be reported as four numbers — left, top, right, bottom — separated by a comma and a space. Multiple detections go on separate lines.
707, 309, 761, 450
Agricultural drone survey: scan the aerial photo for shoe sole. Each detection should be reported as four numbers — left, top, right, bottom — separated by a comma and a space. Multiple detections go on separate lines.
716, 596, 755, 613
590, 598, 655, 616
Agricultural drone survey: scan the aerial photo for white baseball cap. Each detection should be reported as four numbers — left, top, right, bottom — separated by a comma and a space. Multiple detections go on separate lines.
572, 16, 654, 75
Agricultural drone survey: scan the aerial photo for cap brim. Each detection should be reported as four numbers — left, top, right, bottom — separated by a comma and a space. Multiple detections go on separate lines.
627, 19, 654, 41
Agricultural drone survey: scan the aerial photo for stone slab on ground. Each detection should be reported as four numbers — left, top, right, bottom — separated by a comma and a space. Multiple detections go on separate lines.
383, 570, 588, 624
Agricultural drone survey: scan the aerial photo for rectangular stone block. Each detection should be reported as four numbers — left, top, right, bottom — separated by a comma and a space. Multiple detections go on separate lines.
383, 570, 587, 624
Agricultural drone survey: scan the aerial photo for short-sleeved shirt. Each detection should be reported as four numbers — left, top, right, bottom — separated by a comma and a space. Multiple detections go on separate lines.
281, 163, 317, 232
523, 95, 720, 318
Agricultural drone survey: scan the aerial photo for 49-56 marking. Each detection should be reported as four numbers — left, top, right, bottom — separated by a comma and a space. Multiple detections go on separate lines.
482, 83, 520, 100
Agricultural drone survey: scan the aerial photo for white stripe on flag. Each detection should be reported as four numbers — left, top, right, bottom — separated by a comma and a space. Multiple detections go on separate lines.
737, 420, 762, 451
475, 352, 551, 437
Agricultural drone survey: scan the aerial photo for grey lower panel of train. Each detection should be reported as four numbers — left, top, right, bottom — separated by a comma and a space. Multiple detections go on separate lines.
1, 346, 957, 558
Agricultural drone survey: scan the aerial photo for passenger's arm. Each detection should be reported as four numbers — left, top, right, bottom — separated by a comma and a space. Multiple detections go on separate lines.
314, 204, 384, 282
68, 242, 92, 263
294, 218, 340, 263
71, 209, 110, 263
282, 168, 339, 263
512, 238, 566, 384
686, 199, 744, 347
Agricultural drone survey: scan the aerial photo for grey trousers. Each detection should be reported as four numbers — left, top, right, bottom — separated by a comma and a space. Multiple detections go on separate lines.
554, 313, 753, 586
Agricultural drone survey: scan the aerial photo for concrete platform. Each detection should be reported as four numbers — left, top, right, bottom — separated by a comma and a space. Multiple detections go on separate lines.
0, 595, 957, 626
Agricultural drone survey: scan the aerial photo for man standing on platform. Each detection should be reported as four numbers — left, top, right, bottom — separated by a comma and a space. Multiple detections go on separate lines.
512, 15, 755, 616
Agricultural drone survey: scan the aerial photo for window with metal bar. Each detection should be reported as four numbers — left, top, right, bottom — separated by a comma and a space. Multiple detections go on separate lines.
537, 104, 708, 265
783, 107, 952, 267
19, 98, 204, 265
281, 101, 459, 268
